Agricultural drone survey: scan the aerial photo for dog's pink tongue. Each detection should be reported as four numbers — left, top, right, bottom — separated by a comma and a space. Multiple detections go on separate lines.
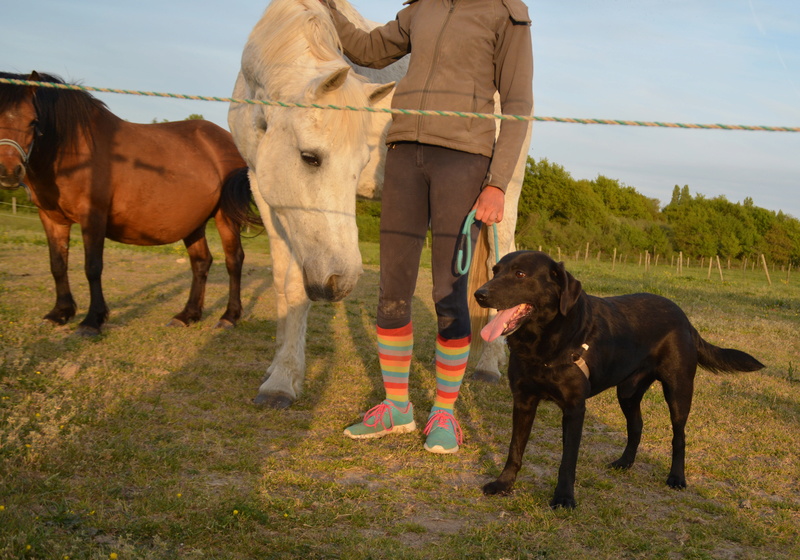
481, 307, 520, 343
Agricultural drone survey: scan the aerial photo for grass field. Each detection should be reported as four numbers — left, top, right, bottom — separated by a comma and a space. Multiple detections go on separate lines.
1, 212, 799, 559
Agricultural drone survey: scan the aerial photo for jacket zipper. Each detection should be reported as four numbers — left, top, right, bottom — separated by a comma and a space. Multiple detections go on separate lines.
415, 0, 457, 134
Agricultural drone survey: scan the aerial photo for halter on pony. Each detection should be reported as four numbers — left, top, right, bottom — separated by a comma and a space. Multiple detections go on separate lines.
0, 137, 35, 165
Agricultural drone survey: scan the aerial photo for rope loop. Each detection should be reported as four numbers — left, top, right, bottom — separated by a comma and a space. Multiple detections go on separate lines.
456, 210, 500, 276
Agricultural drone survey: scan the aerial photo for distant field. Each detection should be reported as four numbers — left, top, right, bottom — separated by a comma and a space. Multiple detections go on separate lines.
1, 214, 798, 559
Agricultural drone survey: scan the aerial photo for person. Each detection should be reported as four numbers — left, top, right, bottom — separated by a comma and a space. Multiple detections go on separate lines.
322, 0, 533, 454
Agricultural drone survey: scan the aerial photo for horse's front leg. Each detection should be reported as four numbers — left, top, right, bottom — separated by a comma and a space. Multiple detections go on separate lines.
39, 213, 77, 325
473, 126, 526, 382
472, 202, 517, 382
77, 226, 109, 335
252, 204, 309, 409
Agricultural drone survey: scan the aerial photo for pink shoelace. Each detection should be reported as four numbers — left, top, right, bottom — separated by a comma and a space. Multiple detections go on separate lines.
423, 410, 464, 445
362, 401, 403, 430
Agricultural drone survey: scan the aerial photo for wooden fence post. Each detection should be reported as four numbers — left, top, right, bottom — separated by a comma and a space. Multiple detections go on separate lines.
612, 248, 617, 271
716, 255, 724, 281
760, 254, 772, 286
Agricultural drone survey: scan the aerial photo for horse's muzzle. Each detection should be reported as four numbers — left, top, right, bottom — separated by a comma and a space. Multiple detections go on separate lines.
305, 273, 352, 302
0, 164, 25, 189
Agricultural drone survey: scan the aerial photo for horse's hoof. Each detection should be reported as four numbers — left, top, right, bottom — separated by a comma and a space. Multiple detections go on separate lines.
75, 325, 101, 337
214, 319, 236, 329
43, 314, 70, 326
472, 369, 502, 384
166, 318, 189, 328
253, 392, 294, 409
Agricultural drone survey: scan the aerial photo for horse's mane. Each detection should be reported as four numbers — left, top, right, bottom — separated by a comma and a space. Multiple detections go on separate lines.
241, 0, 371, 147
0, 72, 108, 169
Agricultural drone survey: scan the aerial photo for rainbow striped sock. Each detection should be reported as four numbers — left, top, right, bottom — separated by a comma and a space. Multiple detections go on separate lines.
432, 334, 471, 412
377, 323, 413, 406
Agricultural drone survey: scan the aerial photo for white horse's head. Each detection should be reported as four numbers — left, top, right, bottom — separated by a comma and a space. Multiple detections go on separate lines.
229, 0, 393, 301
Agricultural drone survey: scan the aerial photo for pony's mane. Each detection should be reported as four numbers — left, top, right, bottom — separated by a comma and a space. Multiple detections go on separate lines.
241, 0, 371, 147
0, 72, 108, 169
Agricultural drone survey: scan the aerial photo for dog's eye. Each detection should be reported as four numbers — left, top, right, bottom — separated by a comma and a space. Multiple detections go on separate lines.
515, 270, 526, 279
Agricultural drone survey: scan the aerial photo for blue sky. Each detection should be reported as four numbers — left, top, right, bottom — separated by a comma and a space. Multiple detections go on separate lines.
4, 0, 799, 217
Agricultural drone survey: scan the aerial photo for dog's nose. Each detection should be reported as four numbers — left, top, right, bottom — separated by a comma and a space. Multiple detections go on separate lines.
474, 287, 488, 306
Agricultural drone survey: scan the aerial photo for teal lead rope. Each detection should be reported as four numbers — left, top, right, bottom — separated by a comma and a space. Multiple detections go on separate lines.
455, 209, 500, 276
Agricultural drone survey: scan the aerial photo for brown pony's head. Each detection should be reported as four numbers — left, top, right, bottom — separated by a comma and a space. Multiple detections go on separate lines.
0, 70, 108, 187
0, 71, 39, 188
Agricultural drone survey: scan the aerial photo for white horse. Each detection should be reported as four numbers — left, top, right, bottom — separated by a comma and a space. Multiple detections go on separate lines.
228, 0, 394, 408
229, 0, 530, 408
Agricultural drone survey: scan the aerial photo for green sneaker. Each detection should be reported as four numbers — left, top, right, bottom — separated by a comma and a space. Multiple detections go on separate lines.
343, 400, 416, 440
423, 409, 463, 454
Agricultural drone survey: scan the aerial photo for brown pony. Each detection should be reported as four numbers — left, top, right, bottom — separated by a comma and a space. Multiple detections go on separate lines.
0, 71, 256, 334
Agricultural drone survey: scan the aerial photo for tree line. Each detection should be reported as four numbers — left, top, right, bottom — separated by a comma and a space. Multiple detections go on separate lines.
514, 158, 800, 266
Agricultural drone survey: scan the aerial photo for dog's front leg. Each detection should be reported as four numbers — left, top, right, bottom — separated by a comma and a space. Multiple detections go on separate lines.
550, 402, 587, 509
483, 395, 540, 496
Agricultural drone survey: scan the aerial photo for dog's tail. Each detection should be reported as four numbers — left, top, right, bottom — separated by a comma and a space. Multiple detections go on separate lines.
694, 330, 765, 374
468, 226, 492, 358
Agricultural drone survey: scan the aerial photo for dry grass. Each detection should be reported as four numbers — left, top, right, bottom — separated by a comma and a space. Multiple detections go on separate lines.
1, 214, 799, 559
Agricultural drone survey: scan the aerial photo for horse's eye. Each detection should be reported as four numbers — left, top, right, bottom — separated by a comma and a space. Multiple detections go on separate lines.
301, 151, 321, 167
515, 270, 526, 279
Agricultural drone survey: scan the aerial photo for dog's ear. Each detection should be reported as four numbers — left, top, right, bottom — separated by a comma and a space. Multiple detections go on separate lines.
554, 262, 582, 315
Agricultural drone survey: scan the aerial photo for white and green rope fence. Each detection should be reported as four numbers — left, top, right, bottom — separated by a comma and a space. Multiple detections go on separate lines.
2, 77, 799, 133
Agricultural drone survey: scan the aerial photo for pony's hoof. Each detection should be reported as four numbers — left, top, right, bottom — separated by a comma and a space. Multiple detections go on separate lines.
253, 392, 294, 409
214, 319, 236, 329
166, 318, 189, 328
75, 325, 101, 337
472, 369, 502, 384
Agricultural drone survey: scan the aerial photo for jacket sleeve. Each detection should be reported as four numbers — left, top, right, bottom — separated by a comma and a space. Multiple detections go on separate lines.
330, 6, 412, 69
485, 7, 534, 192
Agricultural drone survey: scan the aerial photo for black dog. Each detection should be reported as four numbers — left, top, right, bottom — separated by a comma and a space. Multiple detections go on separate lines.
474, 250, 764, 509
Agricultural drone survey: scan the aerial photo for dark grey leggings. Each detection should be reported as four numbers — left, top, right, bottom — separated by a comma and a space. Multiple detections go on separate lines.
377, 142, 489, 339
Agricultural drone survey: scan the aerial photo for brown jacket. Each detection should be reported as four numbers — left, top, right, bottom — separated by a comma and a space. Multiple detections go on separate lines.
330, 0, 533, 192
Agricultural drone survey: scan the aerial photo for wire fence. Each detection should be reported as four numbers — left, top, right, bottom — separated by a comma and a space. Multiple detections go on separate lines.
2, 77, 799, 133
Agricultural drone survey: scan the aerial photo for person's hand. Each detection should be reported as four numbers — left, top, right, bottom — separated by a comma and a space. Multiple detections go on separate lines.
472, 186, 505, 226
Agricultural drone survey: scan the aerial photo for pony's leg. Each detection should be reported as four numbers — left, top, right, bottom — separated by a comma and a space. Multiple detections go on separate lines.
77, 226, 109, 335
472, 121, 529, 382
253, 206, 310, 409
471, 217, 514, 382
211, 169, 251, 328
212, 210, 245, 328
169, 226, 212, 327
39, 213, 77, 325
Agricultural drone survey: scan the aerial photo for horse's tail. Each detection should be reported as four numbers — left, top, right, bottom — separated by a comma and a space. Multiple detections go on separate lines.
468, 226, 492, 358
219, 167, 261, 231
694, 329, 765, 374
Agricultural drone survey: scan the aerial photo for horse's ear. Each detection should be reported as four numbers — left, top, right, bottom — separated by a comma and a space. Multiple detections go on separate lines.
366, 81, 394, 106
26, 71, 40, 96
313, 67, 351, 98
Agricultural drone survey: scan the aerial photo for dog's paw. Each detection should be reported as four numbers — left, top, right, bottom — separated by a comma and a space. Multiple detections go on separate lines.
549, 495, 577, 510
666, 475, 687, 489
482, 480, 513, 496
